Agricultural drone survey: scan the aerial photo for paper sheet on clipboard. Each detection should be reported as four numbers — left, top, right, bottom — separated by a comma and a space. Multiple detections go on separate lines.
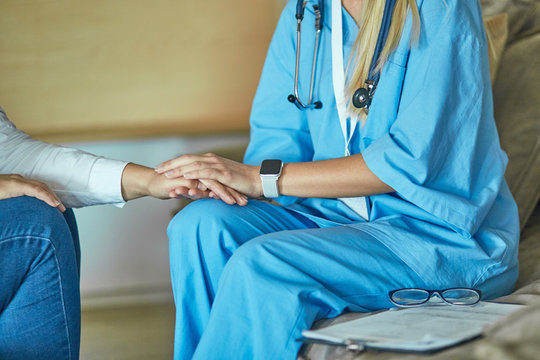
301, 302, 524, 353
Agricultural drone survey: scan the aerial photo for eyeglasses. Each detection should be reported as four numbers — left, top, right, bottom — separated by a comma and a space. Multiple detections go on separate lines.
389, 288, 481, 307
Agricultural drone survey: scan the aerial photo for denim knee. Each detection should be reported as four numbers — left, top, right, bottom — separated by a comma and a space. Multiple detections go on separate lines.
0, 196, 75, 256
0, 197, 81, 360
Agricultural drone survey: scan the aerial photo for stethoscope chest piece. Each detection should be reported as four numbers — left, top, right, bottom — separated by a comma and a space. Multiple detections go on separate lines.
352, 88, 370, 109
352, 81, 376, 110
350, 0, 398, 112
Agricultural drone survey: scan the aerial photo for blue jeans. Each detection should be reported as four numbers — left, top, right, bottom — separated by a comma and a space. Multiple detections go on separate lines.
0, 196, 81, 360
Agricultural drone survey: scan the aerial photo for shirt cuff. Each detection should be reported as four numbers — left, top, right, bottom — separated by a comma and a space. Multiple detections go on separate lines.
88, 158, 129, 208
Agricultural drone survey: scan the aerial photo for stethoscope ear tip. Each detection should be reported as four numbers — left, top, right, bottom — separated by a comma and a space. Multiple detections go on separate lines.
287, 94, 296, 103
314, 101, 323, 109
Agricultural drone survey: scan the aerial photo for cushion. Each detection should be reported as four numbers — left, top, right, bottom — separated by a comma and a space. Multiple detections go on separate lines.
484, 14, 509, 82
493, 32, 540, 231
474, 297, 540, 360
515, 204, 540, 288
480, 0, 540, 43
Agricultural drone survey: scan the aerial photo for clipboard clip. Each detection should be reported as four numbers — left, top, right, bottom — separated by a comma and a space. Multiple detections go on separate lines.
297, 337, 367, 354
344, 338, 367, 352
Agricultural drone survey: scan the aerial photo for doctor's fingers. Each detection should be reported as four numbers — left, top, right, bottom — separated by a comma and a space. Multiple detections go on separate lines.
173, 182, 234, 204
198, 179, 248, 206
167, 177, 207, 191
169, 186, 210, 200
160, 155, 231, 180
160, 161, 222, 181
155, 153, 221, 175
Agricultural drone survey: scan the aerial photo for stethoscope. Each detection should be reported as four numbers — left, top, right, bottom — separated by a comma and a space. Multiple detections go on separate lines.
287, 0, 324, 110
287, 0, 397, 112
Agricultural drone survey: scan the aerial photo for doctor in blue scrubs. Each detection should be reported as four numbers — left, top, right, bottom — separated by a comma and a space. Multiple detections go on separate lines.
157, 0, 520, 358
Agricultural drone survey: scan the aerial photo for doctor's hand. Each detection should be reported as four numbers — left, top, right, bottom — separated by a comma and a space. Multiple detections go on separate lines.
0, 174, 66, 212
121, 163, 211, 201
155, 153, 258, 204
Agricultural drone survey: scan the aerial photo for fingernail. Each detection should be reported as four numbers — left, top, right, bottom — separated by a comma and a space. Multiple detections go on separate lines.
184, 173, 193, 179
164, 171, 173, 178
155, 167, 163, 173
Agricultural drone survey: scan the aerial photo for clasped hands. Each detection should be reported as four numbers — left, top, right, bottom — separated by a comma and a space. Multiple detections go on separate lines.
155, 153, 261, 206
0, 153, 258, 213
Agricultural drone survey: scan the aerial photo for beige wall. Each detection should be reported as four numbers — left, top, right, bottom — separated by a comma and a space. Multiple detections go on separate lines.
0, 0, 283, 142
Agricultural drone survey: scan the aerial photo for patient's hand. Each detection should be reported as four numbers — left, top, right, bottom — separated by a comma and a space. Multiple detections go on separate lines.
121, 163, 209, 201
0, 174, 66, 212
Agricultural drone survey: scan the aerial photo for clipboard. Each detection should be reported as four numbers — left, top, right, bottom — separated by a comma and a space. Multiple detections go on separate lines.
300, 301, 524, 353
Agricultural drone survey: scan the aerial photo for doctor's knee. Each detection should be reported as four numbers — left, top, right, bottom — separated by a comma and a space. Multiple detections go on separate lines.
167, 199, 231, 239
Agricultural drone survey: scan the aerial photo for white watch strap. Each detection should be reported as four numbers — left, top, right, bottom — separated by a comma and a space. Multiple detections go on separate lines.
261, 176, 279, 198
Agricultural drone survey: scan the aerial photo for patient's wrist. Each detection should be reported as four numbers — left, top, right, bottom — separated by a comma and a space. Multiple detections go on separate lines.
121, 163, 155, 201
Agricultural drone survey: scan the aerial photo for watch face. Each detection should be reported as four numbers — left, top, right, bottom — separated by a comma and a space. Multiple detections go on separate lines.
260, 159, 282, 175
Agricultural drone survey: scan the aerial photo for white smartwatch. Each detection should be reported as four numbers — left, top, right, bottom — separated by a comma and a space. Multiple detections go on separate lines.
259, 159, 283, 198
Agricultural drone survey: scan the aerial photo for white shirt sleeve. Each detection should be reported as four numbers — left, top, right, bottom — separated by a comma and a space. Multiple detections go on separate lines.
0, 107, 128, 208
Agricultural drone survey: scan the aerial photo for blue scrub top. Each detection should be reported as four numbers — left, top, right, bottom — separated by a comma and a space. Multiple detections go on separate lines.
244, 0, 519, 294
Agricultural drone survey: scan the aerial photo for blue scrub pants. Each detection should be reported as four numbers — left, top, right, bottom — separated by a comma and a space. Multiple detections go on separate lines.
0, 196, 80, 360
168, 199, 427, 359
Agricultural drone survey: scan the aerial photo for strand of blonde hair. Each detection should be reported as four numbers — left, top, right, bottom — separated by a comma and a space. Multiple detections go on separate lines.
346, 0, 420, 120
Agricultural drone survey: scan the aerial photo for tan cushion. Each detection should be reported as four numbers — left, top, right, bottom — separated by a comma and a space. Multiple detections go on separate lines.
481, 1, 540, 229
493, 32, 540, 231
484, 14, 509, 83
474, 297, 540, 360
515, 205, 540, 288
480, 0, 540, 42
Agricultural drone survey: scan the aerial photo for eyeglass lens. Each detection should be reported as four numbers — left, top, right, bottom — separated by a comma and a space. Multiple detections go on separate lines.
391, 289, 431, 306
391, 288, 480, 306
441, 289, 480, 305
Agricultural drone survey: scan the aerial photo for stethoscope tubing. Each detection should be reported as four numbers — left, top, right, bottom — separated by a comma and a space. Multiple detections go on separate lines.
289, 0, 397, 112
292, 19, 321, 109
289, 0, 323, 110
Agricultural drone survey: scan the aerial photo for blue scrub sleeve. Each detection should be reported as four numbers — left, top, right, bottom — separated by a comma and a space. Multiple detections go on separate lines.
362, 1, 508, 237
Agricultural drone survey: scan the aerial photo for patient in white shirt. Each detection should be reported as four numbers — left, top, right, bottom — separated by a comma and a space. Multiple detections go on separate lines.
0, 106, 211, 209
0, 106, 233, 360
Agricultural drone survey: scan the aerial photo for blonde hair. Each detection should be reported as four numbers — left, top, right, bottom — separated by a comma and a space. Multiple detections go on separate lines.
346, 0, 420, 120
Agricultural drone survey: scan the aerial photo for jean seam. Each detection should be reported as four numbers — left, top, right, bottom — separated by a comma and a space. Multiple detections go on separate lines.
0, 235, 73, 360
